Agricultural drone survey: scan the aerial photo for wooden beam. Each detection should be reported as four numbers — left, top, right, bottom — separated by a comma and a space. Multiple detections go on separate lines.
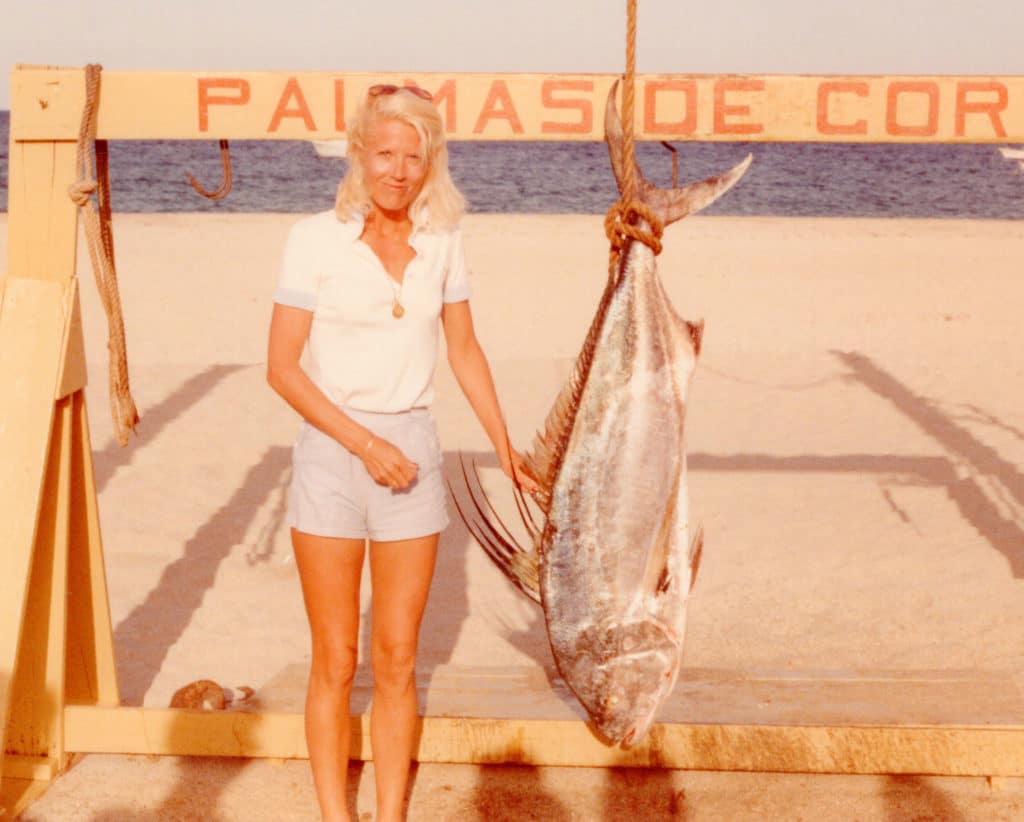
60, 705, 1024, 776
55, 280, 87, 401
0, 278, 68, 780
11, 67, 1024, 143
0, 775, 51, 820
5, 139, 79, 285
63, 391, 120, 708
4, 396, 73, 773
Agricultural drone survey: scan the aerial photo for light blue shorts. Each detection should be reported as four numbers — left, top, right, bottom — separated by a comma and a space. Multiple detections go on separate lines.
288, 407, 449, 542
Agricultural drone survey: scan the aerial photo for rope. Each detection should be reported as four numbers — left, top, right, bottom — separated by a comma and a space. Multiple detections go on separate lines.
69, 64, 139, 446
605, 0, 664, 275
621, 0, 638, 201
604, 199, 663, 276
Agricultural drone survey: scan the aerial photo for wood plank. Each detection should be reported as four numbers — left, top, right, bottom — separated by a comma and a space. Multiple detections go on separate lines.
253, 664, 1024, 728
11, 67, 1024, 143
0, 776, 51, 820
64, 706, 313, 760
55, 280, 87, 400
61, 704, 1024, 775
5, 140, 79, 285
4, 398, 73, 770
0, 278, 67, 778
64, 392, 121, 707
0, 756, 57, 782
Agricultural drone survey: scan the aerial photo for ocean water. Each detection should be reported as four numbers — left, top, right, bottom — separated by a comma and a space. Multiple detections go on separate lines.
1, 111, 1022, 218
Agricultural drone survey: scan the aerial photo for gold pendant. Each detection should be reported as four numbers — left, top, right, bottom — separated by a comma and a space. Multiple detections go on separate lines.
392, 300, 405, 319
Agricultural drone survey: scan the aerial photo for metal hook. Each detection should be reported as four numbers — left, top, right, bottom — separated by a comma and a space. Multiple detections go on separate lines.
186, 139, 232, 200
660, 141, 679, 188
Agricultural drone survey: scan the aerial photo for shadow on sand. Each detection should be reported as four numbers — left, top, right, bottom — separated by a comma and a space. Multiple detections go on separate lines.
112, 445, 291, 704
834, 350, 1024, 577
92, 364, 249, 493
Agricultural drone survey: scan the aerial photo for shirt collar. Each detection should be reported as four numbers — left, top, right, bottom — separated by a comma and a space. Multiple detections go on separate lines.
337, 210, 429, 250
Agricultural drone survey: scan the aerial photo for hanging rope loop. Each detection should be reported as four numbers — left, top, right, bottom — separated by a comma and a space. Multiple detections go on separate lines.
604, 199, 663, 277
68, 63, 139, 446
604, 2, 665, 275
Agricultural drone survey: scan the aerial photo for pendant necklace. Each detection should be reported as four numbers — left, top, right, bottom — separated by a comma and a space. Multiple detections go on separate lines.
388, 276, 405, 319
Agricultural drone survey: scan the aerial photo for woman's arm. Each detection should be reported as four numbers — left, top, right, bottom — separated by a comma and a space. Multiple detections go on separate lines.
441, 300, 538, 493
267, 303, 418, 489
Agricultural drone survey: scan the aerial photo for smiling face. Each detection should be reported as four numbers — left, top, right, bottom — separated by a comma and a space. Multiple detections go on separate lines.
360, 116, 428, 219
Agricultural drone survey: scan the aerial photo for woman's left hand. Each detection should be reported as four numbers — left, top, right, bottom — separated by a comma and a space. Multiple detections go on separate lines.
501, 447, 541, 496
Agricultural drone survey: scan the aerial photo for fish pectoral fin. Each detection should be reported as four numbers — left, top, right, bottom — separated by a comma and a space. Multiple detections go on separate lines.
642, 472, 681, 597
449, 453, 542, 605
688, 523, 704, 592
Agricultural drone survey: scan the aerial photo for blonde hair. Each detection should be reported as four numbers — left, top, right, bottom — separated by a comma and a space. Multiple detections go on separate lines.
335, 88, 465, 231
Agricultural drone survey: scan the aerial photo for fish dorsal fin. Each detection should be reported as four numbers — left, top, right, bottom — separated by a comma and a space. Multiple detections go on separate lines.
524, 263, 623, 513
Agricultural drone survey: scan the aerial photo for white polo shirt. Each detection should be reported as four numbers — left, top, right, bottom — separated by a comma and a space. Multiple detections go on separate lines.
273, 210, 472, 412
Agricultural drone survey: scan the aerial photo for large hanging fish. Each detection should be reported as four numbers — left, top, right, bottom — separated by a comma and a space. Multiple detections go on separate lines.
457, 81, 752, 748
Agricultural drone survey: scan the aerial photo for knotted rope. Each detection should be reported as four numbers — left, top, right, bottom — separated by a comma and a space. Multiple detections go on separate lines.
69, 64, 139, 446
605, 0, 664, 277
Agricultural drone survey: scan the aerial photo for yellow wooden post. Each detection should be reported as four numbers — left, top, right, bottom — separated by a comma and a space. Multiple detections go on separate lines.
1, 66, 117, 816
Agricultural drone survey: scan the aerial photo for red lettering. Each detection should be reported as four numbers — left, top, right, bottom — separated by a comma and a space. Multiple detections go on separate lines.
197, 78, 250, 132
473, 80, 524, 135
955, 81, 1008, 138
268, 77, 317, 133
643, 80, 697, 136
816, 81, 869, 135
886, 81, 939, 137
540, 79, 593, 135
334, 79, 345, 132
714, 79, 765, 135
413, 79, 456, 133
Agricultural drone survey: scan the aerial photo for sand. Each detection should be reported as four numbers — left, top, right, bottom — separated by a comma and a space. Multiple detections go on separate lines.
3, 212, 1024, 820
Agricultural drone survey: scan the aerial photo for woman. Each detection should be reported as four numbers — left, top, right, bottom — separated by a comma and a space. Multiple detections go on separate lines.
267, 84, 536, 822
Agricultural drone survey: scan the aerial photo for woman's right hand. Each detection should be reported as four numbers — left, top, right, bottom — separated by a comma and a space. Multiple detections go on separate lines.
360, 435, 418, 490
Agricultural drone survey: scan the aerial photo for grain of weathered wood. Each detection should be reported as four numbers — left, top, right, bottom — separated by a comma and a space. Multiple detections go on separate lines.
0, 278, 67, 781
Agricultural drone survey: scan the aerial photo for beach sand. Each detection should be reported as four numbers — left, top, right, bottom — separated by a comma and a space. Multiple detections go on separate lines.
3, 212, 1024, 820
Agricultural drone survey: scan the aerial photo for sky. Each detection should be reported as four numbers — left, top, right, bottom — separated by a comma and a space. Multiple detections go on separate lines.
2, 0, 1022, 111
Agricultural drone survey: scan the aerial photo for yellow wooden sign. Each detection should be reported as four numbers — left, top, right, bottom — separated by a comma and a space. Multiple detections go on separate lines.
11, 68, 1024, 143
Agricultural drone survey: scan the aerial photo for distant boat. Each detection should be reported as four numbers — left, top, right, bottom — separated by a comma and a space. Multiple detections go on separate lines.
312, 139, 348, 159
998, 146, 1024, 161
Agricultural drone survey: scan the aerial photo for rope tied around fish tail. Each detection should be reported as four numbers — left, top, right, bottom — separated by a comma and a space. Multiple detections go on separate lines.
605, 2, 662, 274
70, 64, 140, 446
605, 199, 664, 275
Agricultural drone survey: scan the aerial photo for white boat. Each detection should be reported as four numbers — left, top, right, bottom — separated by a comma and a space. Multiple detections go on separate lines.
312, 139, 348, 159
998, 146, 1024, 161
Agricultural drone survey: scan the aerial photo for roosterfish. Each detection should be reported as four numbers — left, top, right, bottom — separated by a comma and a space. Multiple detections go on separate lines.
456, 81, 752, 748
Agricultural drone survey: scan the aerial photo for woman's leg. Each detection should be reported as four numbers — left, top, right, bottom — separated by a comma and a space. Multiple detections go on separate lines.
368, 533, 439, 822
292, 529, 366, 822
